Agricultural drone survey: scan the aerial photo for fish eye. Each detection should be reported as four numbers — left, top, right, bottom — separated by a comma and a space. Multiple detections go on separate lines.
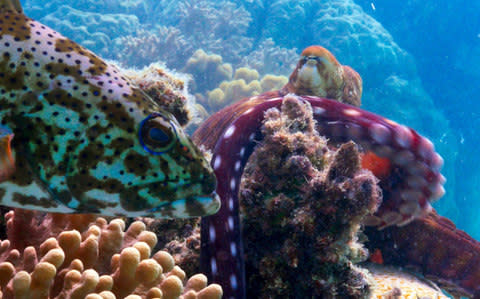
139, 113, 177, 155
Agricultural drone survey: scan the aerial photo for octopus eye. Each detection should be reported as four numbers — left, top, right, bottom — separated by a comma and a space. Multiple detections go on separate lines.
139, 113, 177, 155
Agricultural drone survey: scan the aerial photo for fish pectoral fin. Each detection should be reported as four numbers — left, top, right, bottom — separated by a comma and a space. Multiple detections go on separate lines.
0, 0, 22, 13
0, 125, 15, 182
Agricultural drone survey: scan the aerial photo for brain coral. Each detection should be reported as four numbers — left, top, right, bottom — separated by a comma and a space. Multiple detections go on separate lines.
0, 209, 222, 299
205, 67, 288, 113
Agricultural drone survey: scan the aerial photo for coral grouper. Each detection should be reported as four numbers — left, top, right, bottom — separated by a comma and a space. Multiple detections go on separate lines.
193, 46, 446, 298
0, 0, 220, 218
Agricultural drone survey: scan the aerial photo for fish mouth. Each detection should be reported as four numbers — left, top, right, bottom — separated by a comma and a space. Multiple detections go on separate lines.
192, 191, 221, 215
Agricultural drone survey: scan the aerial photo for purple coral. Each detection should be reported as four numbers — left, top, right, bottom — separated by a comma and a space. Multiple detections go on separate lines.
239, 96, 381, 298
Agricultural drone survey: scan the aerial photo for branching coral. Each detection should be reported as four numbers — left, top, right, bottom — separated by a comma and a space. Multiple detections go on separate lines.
113, 27, 194, 70
175, 1, 253, 65
0, 210, 222, 299
240, 38, 299, 76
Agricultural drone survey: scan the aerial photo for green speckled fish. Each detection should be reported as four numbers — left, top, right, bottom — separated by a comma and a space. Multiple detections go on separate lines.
0, 0, 220, 217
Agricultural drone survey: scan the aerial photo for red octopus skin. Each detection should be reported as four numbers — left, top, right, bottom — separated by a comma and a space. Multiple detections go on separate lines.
193, 94, 445, 299
193, 45, 447, 299
366, 210, 480, 298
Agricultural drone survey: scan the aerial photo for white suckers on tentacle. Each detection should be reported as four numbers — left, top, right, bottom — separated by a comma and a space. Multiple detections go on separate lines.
194, 94, 445, 299
193, 45, 445, 299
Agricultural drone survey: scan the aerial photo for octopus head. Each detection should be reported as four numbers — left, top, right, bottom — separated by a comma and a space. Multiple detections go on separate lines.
288, 46, 343, 97
286, 45, 362, 106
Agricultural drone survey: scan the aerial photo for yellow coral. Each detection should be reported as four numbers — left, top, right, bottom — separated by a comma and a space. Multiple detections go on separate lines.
183, 49, 233, 93
0, 210, 222, 299
204, 65, 288, 112
233, 67, 259, 83
207, 79, 262, 111
260, 74, 288, 92
367, 264, 448, 299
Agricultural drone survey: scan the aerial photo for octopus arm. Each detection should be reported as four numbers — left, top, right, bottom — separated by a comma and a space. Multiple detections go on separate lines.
366, 210, 480, 298
193, 94, 445, 299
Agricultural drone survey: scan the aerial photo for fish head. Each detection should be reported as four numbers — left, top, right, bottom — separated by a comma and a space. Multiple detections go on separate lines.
61, 91, 220, 218
0, 8, 219, 218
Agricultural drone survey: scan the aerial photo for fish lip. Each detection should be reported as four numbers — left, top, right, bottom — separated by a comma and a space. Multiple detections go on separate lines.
205, 191, 221, 214
190, 191, 221, 216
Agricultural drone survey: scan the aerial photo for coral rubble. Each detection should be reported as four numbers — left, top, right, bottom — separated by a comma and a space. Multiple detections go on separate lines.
0, 210, 222, 299
367, 264, 448, 299
239, 96, 381, 298
122, 63, 199, 127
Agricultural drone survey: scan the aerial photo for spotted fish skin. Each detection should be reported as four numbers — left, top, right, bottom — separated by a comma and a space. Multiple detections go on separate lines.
0, 6, 220, 217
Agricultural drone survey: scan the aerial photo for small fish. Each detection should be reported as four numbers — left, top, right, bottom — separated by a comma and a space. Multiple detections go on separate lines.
0, 0, 220, 217
369, 248, 384, 264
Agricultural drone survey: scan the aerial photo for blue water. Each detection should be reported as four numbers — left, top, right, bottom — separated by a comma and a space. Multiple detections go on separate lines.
21, 0, 480, 241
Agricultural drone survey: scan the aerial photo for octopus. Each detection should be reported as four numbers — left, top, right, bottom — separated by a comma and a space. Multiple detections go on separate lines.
192, 45, 477, 298
0, 0, 220, 218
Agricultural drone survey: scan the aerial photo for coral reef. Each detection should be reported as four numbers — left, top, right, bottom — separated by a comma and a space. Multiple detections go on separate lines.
113, 27, 194, 70
365, 210, 480, 298
240, 38, 299, 77
205, 67, 288, 113
182, 50, 233, 96
121, 63, 199, 127
367, 264, 448, 299
39, 5, 140, 57
175, 1, 253, 66
239, 96, 381, 298
0, 209, 222, 299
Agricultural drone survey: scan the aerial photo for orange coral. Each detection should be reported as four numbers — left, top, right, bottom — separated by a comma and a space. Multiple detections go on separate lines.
0, 209, 222, 299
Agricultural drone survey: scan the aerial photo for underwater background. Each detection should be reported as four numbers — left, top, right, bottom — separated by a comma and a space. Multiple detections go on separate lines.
20, 0, 477, 258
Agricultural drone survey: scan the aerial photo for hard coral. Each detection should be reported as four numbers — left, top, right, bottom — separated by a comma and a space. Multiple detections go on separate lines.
176, 1, 253, 65
240, 95, 381, 298
240, 38, 299, 77
113, 27, 194, 70
40, 5, 139, 57
183, 49, 233, 95
0, 210, 222, 299
205, 67, 288, 113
